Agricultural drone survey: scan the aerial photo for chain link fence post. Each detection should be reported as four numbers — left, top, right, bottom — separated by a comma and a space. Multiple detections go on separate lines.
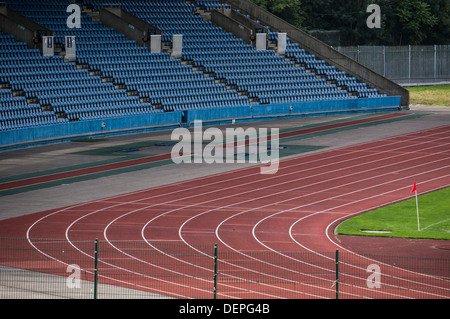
213, 243, 218, 299
335, 249, 339, 300
93, 239, 99, 299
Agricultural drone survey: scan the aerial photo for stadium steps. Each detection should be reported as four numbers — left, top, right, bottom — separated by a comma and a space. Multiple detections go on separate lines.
0, 66, 68, 123
238, 9, 387, 99
1, 0, 396, 133
179, 55, 261, 104
81, 3, 101, 22
0, 32, 67, 130
2, 1, 163, 119
86, 0, 348, 107
282, 41, 385, 98
189, 3, 262, 104
189, 0, 212, 22
283, 55, 360, 97
70, 57, 145, 108
0, 34, 64, 124
1, 23, 158, 127
287, 55, 375, 98
78, 1, 255, 112
71, 5, 157, 105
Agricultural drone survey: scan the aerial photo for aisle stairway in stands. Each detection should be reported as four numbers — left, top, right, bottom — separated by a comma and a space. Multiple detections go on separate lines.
1, 0, 252, 132
0, 0, 395, 135
0, 32, 69, 130
89, 0, 363, 105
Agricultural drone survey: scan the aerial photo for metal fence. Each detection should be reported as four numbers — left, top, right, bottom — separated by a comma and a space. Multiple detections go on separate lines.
337, 45, 450, 85
0, 238, 449, 299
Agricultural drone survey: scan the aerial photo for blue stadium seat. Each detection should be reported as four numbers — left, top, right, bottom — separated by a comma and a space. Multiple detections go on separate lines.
1, 0, 386, 132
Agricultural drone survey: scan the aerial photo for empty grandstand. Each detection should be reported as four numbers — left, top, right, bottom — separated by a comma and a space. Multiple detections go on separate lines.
0, 0, 406, 147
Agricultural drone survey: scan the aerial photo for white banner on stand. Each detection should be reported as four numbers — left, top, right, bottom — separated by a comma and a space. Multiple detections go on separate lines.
151, 34, 161, 53
277, 33, 287, 55
42, 36, 54, 56
65, 36, 76, 61
172, 34, 183, 58
255, 33, 266, 51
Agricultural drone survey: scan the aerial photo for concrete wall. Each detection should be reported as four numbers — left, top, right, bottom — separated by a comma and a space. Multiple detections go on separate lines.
185, 105, 252, 125
225, 0, 409, 106
0, 96, 400, 148
211, 8, 270, 46
211, 9, 253, 44
230, 9, 269, 35
0, 6, 53, 53
185, 96, 400, 123
99, 8, 161, 49
251, 96, 401, 117
0, 112, 182, 148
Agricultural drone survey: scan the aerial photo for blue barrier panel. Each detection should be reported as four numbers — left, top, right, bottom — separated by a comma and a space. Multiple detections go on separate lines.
252, 103, 291, 116
0, 112, 182, 146
253, 96, 401, 117
0, 97, 401, 147
356, 96, 401, 108
185, 106, 252, 124
291, 99, 359, 113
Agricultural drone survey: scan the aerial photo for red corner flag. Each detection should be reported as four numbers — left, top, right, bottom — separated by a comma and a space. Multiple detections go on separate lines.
410, 182, 421, 231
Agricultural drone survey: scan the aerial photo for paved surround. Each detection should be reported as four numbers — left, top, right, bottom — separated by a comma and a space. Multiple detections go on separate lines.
0, 107, 449, 221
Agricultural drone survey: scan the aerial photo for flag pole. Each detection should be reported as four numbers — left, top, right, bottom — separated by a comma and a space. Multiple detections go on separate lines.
411, 182, 420, 231
415, 189, 420, 231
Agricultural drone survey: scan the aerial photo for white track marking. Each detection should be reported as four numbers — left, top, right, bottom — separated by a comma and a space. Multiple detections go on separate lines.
25, 124, 450, 299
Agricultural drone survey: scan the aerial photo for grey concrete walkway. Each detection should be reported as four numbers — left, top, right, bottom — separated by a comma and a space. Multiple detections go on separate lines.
0, 108, 449, 221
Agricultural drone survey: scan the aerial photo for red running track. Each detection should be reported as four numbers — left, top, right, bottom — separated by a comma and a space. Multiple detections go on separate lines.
1, 123, 450, 299
0, 112, 406, 192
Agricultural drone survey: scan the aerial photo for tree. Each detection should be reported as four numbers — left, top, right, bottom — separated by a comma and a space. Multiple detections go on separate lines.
393, 0, 438, 45
419, 0, 450, 44
249, 0, 448, 45
250, 0, 306, 28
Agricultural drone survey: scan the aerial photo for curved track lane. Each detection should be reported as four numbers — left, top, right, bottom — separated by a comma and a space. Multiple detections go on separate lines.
3, 124, 450, 299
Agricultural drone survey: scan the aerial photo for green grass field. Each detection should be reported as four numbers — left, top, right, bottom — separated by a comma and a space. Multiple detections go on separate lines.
408, 84, 450, 106
336, 187, 450, 240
